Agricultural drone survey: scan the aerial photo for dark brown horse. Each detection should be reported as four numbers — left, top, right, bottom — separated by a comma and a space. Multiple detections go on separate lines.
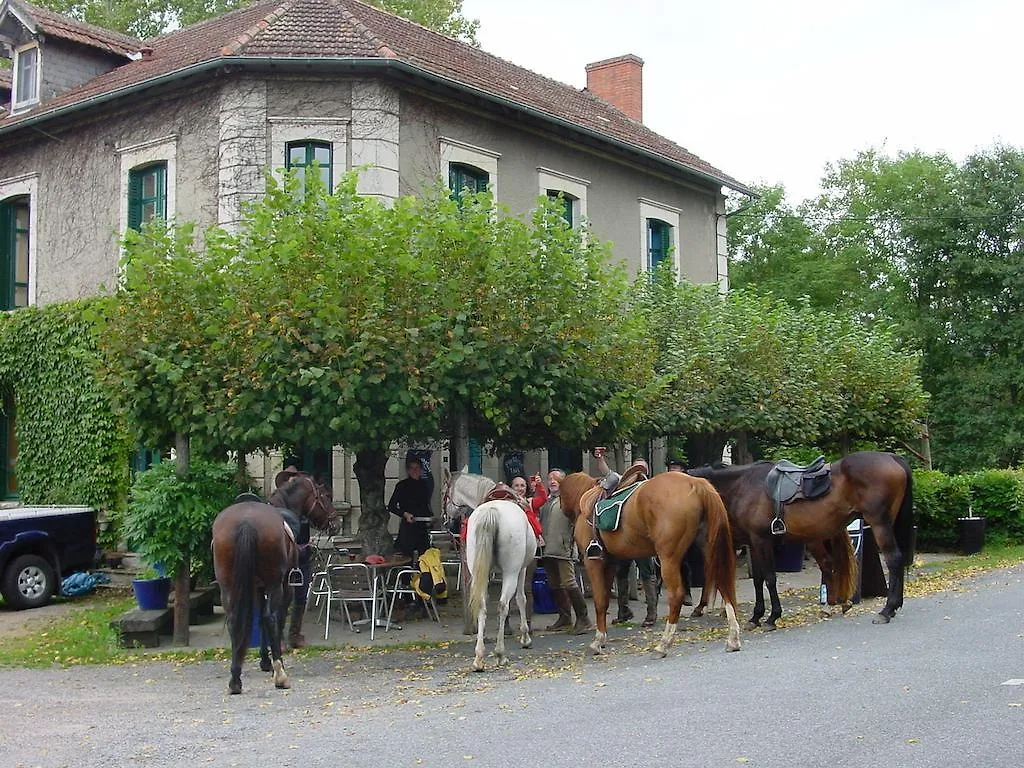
558, 471, 741, 657
212, 471, 339, 694
688, 451, 914, 629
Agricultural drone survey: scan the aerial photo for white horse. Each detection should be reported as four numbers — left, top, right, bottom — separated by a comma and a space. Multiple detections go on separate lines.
443, 470, 536, 672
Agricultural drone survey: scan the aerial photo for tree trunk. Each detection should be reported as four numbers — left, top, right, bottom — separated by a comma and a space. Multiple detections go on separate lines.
451, 409, 470, 473
921, 422, 932, 470
354, 447, 394, 556
683, 433, 729, 467
839, 430, 852, 457
734, 430, 752, 465
173, 431, 191, 646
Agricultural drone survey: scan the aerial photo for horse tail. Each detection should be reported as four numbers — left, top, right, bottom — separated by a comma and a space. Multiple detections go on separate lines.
893, 454, 916, 568
827, 528, 858, 603
697, 480, 738, 609
468, 504, 499, 618
230, 520, 259, 655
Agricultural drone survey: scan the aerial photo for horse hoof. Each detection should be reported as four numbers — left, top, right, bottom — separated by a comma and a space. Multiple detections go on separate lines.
744, 621, 759, 632
588, 641, 604, 656
690, 608, 704, 618
521, 638, 533, 649
472, 657, 485, 672
275, 678, 290, 690
764, 623, 778, 632
228, 681, 242, 695
819, 610, 832, 619
652, 646, 667, 659
841, 602, 853, 615
872, 613, 892, 625
726, 640, 741, 653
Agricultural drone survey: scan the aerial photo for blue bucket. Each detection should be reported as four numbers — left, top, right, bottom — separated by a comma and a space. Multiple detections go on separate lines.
532, 566, 558, 614
131, 577, 171, 610
249, 611, 263, 647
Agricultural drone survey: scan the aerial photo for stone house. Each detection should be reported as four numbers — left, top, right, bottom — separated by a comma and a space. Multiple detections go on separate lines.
0, 0, 749, 529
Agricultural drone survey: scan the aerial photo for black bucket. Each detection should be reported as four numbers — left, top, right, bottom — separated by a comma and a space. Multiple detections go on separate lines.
957, 517, 986, 556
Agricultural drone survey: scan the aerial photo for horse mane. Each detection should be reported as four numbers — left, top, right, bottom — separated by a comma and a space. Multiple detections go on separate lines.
688, 461, 770, 480
557, 472, 598, 515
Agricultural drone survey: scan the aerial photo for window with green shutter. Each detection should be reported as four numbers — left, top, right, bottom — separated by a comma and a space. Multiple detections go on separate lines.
0, 392, 17, 500
449, 163, 489, 203
647, 218, 672, 271
0, 196, 30, 310
286, 141, 332, 193
546, 190, 576, 227
128, 163, 167, 230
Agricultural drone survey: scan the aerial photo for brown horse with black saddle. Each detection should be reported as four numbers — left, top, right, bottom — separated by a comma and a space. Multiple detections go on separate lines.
212, 471, 339, 694
688, 451, 914, 629
558, 471, 741, 657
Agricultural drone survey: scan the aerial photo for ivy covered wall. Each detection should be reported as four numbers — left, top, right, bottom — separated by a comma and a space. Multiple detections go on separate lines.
0, 300, 129, 511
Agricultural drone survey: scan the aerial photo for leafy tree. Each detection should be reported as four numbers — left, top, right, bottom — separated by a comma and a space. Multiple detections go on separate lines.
101, 172, 654, 556
35, 0, 478, 42
635, 265, 926, 464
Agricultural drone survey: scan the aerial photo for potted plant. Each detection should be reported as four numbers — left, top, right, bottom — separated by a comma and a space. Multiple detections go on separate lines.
123, 459, 242, 642
131, 565, 172, 610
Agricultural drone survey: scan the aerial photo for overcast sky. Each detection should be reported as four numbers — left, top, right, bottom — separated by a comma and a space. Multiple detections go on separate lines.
461, 0, 1023, 203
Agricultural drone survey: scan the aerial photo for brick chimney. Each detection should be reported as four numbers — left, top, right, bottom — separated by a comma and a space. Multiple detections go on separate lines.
585, 54, 644, 121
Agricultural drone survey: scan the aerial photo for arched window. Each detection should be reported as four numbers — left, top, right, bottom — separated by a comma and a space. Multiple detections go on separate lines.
286, 141, 332, 192
0, 195, 30, 309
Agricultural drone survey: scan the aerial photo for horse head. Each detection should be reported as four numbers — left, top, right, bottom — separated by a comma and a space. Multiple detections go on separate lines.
271, 472, 341, 535
442, 469, 497, 519
557, 472, 598, 519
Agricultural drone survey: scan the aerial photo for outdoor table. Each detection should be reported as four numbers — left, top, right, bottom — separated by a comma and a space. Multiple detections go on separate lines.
357, 556, 412, 640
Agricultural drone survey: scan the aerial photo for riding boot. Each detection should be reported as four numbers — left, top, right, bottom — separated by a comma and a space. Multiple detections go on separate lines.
567, 585, 594, 635
641, 577, 659, 627
544, 588, 573, 632
612, 572, 634, 625
288, 603, 307, 649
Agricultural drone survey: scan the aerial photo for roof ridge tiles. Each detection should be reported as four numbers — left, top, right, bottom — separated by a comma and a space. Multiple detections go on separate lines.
219, 0, 297, 56
333, 0, 397, 58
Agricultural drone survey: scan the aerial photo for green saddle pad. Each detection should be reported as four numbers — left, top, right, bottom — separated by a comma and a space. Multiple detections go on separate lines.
595, 481, 647, 532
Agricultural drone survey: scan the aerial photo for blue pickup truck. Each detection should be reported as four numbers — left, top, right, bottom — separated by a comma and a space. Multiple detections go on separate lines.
0, 506, 97, 609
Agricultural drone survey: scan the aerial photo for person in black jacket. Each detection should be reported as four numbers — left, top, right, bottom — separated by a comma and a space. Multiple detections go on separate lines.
388, 456, 433, 558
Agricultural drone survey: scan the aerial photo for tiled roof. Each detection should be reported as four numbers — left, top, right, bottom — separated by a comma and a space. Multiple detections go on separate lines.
0, 0, 748, 192
10, 0, 141, 57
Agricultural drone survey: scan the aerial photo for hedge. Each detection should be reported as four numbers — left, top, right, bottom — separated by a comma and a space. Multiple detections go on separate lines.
913, 468, 1024, 547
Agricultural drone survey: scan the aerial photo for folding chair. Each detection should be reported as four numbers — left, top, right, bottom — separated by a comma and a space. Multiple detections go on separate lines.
430, 529, 463, 591
385, 567, 440, 629
309, 563, 379, 639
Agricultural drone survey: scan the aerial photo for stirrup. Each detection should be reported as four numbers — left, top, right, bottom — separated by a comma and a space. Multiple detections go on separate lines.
287, 567, 304, 587
586, 540, 605, 560
770, 517, 787, 535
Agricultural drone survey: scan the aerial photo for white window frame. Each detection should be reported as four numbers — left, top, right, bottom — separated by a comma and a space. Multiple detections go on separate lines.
117, 135, 178, 236
538, 167, 589, 227
639, 197, 681, 274
11, 43, 40, 112
0, 172, 39, 307
268, 117, 349, 193
440, 137, 500, 200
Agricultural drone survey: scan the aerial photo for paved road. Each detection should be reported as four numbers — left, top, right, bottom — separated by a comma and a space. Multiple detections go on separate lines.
2, 565, 1021, 768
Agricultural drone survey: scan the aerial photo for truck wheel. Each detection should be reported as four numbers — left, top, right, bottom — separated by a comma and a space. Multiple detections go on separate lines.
2, 554, 57, 609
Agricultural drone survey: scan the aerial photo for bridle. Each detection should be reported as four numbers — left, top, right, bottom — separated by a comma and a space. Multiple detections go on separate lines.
299, 475, 338, 533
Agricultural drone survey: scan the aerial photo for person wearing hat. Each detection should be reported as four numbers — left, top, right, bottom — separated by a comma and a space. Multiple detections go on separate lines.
388, 456, 433, 559
275, 464, 313, 649
667, 457, 686, 472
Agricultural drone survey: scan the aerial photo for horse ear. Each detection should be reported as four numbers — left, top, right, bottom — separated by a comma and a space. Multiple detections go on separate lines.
460, 464, 469, 474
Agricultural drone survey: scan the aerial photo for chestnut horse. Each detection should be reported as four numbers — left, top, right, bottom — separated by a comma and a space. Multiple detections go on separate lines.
688, 451, 914, 629
558, 471, 741, 657
212, 472, 339, 694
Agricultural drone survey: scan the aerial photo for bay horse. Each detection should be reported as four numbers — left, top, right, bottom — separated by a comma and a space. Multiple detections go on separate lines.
442, 470, 536, 671
688, 451, 914, 629
558, 471, 741, 657
212, 471, 339, 694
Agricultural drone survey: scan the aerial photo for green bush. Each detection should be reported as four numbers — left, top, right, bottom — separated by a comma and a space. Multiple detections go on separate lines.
124, 459, 242, 580
913, 468, 1024, 547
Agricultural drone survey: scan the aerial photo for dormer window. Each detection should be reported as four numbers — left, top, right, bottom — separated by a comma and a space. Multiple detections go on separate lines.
12, 44, 39, 110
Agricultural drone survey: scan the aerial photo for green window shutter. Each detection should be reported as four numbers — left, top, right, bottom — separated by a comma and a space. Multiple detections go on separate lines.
647, 219, 672, 271
449, 163, 489, 204
1, 393, 17, 499
127, 169, 144, 230
0, 202, 12, 311
546, 190, 574, 227
468, 438, 483, 475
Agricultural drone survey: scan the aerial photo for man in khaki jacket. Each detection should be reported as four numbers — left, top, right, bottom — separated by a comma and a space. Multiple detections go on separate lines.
538, 469, 593, 635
